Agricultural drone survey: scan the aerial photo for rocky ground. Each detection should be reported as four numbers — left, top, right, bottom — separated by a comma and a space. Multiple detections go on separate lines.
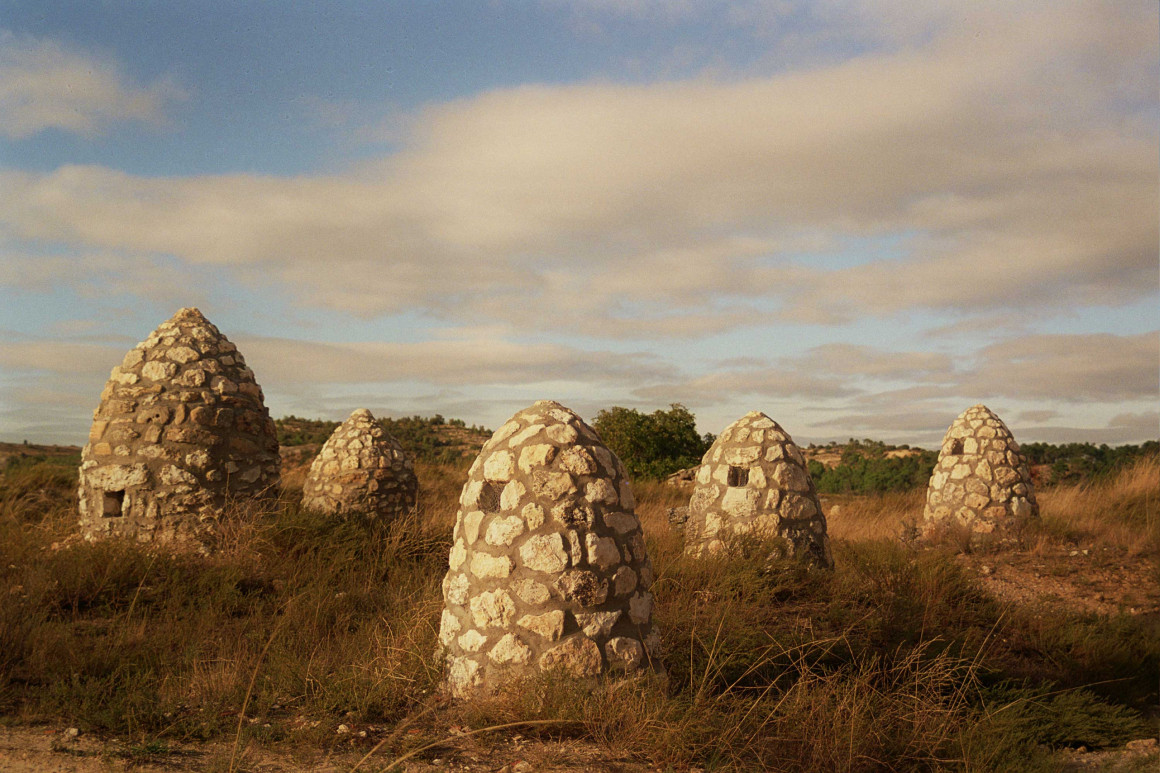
1, 722, 1155, 772
959, 546, 1160, 617
0, 724, 656, 772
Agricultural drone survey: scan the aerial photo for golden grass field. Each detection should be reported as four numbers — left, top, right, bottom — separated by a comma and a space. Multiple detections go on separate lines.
0, 455, 1157, 771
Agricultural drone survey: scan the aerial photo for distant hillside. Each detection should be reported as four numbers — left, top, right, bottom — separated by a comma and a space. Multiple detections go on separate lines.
276, 414, 491, 466
0, 441, 82, 472
801, 438, 1159, 493
803, 439, 927, 469
801, 439, 938, 494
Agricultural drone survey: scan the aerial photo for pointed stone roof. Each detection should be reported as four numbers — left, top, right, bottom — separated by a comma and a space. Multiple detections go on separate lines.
77, 307, 280, 548
922, 404, 1037, 542
301, 408, 417, 519
684, 411, 832, 568
438, 400, 660, 698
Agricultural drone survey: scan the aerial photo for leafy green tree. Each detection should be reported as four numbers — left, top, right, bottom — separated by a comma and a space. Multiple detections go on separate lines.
593, 403, 710, 480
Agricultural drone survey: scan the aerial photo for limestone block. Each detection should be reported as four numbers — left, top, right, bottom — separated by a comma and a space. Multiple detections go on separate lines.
463, 511, 485, 544
512, 578, 551, 605
439, 610, 461, 646
603, 511, 638, 535
470, 552, 512, 579
520, 534, 569, 573
500, 480, 526, 511
522, 503, 546, 530
469, 589, 517, 629
519, 444, 556, 474
612, 566, 638, 597
721, 486, 759, 519
629, 593, 653, 625
517, 610, 564, 641
458, 630, 488, 652
509, 424, 547, 447
445, 573, 470, 605
605, 637, 644, 670
586, 533, 621, 571
485, 515, 526, 547
539, 635, 603, 678
484, 451, 516, 481
489, 633, 533, 665
575, 610, 621, 638
446, 657, 482, 697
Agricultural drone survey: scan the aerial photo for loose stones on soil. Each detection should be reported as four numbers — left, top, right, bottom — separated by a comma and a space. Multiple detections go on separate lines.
683, 411, 833, 568
922, 404, 1038, 542
438, 400, 660, 698
301, 408, 417, 520
77, 308, 280, 549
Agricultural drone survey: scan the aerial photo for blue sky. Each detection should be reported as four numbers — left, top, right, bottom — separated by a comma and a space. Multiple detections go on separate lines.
0, 0, 1157, 446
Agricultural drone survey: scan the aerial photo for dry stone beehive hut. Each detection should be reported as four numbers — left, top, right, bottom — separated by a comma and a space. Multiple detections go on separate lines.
78, 308, 280, 547
301, 409, 417, 519
683, 411, 833, 568
438, 400, 660, 698
922, 404, 1038, 541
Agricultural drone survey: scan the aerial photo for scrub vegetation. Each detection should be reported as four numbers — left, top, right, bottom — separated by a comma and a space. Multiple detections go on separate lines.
0, 440, 1157, 771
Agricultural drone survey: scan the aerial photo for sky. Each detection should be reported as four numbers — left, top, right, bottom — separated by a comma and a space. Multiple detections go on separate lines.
0, 0, 1156, 448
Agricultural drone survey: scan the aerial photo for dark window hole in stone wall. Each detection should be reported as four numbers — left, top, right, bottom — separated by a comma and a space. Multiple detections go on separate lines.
950, 439, 964, 455
102, 489, 125, 517
727, 466, 749, 487
479, 482, 502, 513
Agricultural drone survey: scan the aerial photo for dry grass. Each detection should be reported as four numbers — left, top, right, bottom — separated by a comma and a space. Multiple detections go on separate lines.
819, 457, 1160, 555
1, 458, 1156, 771
1034, 456, 1160, 554
824, 490, 925, 542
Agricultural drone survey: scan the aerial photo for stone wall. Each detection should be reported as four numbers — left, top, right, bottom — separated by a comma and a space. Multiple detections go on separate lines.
301, 408, 417, 519
438, 400, 660, 698
77, 308, 280, 548
684, 411, 832, 568
922, 404, 1038, 541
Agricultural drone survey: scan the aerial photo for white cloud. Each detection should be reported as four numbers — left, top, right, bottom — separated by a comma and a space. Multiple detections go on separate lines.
963, 332, 1159, 403
238, 336, 677, 387
0, 4, 1153, 336
0, 30, 185, 139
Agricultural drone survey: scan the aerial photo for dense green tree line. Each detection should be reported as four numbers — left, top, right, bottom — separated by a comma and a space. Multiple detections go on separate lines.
807, 448, 939, 494
1020, 441, 1159, 484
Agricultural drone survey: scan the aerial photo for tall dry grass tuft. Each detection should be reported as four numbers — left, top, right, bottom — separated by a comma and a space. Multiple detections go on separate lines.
1036, 455, 1160, 553
824, 489, 925, 543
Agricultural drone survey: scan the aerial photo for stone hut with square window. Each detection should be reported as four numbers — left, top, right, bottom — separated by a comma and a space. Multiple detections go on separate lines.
683, 411, 832, 568
301, 408, 417, 519
922, 404, 1037, 541
438, 400, 660, 698
77, 308, 280, 548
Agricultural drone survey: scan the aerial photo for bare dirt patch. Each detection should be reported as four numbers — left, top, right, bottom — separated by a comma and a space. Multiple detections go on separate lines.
957, 547, 1160, 617
0, 724, 654, 772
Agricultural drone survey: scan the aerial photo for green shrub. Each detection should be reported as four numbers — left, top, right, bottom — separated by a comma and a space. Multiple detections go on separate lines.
592, 403, 711, 480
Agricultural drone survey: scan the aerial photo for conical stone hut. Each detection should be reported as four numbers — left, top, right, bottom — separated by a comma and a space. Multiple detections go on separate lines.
922, 404, 1037, 541
301, 409, 417, 519
78, 308, 280, 547
683, 411, 832, 568
438, 400, 660, 698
